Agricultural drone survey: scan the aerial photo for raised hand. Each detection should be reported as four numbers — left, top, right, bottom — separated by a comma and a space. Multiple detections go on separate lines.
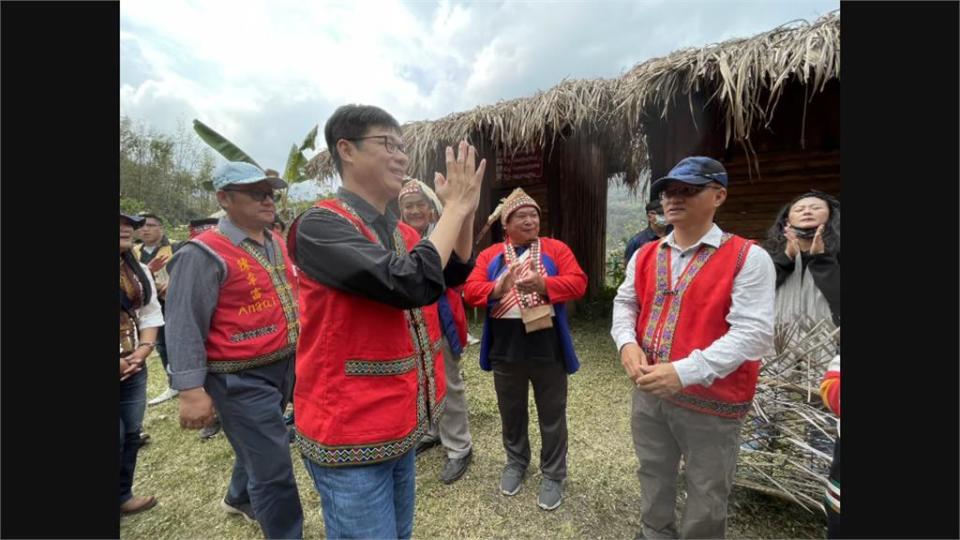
434, 140, 486, 214
810, 224, 825, 255
784, 226, 801, 259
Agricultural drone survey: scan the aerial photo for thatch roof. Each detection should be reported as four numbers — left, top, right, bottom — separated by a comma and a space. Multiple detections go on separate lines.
306, 10, 839, 187
305, 77, 630, 182
615, 10, 840, 152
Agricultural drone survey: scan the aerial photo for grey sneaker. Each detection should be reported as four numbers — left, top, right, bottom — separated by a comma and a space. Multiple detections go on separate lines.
147, 387, 179, 406
221, 498, 256, 523
499, 466, 526, 496
537, 478, 563, 511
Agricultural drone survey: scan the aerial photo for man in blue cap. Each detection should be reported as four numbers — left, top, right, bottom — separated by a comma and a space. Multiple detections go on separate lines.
165, 161, 304, 538
624, 199, 672, 265
611, 156, 775, 539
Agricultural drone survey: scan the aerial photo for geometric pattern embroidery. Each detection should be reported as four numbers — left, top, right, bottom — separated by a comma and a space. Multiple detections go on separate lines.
239, 240, 300, 346
345, 356, 417, 376
294, 420, 427, 467
207, 344, 295, 373
666, 391, 753, 418
229, 324, 278, 343
641, 233, 733, 363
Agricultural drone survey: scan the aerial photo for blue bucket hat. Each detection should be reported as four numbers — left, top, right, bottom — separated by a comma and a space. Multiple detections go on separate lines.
211, 161, 288, 191
650, 156, 728, 199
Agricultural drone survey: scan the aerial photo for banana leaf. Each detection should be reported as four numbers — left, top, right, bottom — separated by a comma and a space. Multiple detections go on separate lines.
193, 119, 261, 168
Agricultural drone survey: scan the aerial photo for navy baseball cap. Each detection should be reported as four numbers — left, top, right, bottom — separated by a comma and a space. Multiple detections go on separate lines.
120, 212, 146, 229
650, 156, 728, 199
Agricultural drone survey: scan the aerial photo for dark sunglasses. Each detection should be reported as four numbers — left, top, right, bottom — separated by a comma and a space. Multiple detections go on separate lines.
659, 183, 722, 200
223, 187, 276, 202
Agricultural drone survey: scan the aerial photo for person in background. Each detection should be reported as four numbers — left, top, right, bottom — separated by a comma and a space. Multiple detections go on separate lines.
134, 213, 177, 408
764, 191, 840, 328
623, 199, 672, 264
400, 178, 476, 485
119, 212, 164, 515
763, 192, 840, 458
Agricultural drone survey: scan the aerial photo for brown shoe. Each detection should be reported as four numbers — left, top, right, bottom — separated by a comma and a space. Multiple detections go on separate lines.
120, 495, 157, 515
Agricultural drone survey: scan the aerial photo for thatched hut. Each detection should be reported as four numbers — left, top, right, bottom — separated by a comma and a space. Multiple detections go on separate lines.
307, 11, 839, 297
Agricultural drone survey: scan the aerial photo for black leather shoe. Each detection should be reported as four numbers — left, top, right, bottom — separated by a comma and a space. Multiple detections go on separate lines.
415, 436, 441, 456
440, 450, 472, 484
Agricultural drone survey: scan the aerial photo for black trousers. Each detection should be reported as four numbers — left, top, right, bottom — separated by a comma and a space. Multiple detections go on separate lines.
492, 359, 568, 481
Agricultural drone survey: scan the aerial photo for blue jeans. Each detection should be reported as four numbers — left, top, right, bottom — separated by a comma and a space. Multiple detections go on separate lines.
303, 450, 416, 539
119, 367, 148, 505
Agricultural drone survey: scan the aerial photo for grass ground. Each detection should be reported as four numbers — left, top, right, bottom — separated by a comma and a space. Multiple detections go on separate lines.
121, 314, 826, 539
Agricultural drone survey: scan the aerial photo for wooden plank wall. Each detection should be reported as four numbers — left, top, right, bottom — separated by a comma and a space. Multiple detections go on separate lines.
644, 78, 841, 241
544, 132, 609, 298
718, 149, 840, 240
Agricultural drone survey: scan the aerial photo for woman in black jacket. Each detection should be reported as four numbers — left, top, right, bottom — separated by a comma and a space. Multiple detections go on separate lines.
764, 191, 840, 328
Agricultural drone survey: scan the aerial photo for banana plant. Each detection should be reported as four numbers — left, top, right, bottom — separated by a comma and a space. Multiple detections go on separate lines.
193, 119, 318, 215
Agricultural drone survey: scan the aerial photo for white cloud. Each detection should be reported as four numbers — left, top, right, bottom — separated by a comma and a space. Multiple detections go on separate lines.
121, 0, 839, 172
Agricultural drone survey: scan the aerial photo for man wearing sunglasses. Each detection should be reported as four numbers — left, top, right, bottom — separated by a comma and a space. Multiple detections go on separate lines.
288, 104, 484, 539
611, 156, 775, 539
165, 161, 304, 539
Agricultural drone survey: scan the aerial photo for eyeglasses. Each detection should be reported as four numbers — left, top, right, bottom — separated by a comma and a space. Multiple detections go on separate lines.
659, 183, 722, 200
346, 135, 406, 155
223, 188, 276, 202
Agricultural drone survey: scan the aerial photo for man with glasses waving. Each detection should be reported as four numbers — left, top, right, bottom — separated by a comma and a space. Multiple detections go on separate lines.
288, 104, 484, 539
165, 161, 303, 539
611, 156, 775, 539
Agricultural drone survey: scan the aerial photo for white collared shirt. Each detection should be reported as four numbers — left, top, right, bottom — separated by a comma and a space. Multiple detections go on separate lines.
610, 224, 776, 388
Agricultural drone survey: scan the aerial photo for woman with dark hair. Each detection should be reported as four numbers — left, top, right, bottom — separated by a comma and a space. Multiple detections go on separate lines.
764, 191, 840, 327
119, 212, 164, 515
762, 191, 841, 528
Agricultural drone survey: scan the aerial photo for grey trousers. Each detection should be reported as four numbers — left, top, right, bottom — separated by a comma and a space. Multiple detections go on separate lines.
492, 358, 568, 481
631, 389, 743, 539
205, 355, 303, 540
425, 337, 473, 459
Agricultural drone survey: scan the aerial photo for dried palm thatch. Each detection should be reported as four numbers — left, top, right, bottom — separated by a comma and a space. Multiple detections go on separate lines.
615, 10, 839, 175
736, 316, 840, 512
306, 77, 635, 184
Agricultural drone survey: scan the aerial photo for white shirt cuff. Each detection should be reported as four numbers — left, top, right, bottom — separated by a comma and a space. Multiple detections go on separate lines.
671, 357, 707, 388
613, 334, 638, 354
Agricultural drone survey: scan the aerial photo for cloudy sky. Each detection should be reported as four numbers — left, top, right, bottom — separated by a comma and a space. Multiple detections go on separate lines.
121, 0, 838, 196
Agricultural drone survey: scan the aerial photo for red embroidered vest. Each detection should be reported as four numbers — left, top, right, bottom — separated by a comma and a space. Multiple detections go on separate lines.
633, 233, 758, 419
290, 199, 446, 466
191, 229, 299, 373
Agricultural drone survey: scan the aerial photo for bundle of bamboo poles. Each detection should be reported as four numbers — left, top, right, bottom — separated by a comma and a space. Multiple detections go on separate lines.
735, 317, 840, 512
